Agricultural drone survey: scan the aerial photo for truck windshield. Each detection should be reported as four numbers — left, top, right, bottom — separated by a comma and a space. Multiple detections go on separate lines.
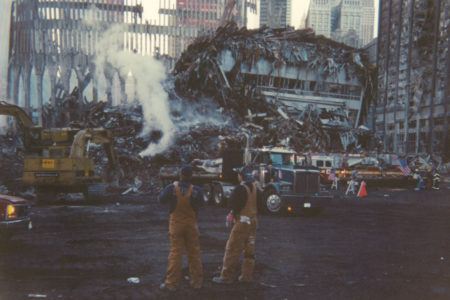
270, 153, 296, 166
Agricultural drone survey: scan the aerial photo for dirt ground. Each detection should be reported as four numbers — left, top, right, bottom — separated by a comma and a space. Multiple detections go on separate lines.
1, 179, 450, 300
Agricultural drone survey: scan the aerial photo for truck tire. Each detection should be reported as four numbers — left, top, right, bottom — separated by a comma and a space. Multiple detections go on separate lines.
202, 183, 212, 205
213, 184, 225, 207
264, 190, 282, 214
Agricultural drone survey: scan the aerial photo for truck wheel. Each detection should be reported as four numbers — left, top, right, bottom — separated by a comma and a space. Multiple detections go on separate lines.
202, 184, 212, 204
264, 190, 282, 214
213, 184, 224, 207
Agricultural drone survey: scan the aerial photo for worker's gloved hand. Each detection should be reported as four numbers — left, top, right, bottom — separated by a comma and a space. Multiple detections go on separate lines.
226, 211, 234, 228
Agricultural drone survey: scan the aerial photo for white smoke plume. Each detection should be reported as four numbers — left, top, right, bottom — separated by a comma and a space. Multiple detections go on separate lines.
0, 0, 12, 132
82, 7, 175, 156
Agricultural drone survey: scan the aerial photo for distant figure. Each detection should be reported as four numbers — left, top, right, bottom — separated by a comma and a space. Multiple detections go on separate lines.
432, 170, 440, 190
345, 178, 358, 195
158, 165, 204, 291
329, 169, 339, 190
414, 173, 425, 191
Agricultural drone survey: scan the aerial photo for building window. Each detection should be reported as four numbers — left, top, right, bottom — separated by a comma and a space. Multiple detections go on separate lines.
399, 121, 404, 129
408, 120, 417, 128
407, 133, 416, 153
434, 117, 444, 126
388, 124, 394, 131
420, 119, 427, 127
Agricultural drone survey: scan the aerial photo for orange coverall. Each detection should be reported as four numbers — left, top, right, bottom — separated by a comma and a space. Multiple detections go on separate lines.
164, 182, 203, 289
220, 182, 258, 282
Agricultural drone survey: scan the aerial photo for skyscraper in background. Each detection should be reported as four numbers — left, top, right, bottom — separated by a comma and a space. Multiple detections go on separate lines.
360, 0, 375, 46
306, 0, 375, 47
259, 0, 292, 28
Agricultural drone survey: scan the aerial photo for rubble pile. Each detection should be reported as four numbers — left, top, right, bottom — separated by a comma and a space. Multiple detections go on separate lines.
174, 22, 374, 108
173, 22, 377, 153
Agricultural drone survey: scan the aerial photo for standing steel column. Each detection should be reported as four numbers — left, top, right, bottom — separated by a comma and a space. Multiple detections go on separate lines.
34, 55, 45, 126
6, 1, 15, 102
22, 62, 32, 112
427, 0, 441, 154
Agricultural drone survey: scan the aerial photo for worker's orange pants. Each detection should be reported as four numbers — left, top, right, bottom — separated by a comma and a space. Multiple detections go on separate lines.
220, 222, 257, 282
165, 223, 203, 289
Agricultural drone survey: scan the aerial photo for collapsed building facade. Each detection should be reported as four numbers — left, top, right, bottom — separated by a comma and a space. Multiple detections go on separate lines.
376, 0, 449, 157
174, 23, 376, 131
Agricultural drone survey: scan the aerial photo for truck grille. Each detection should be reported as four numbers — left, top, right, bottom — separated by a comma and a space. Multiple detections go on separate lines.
295, 171, 319, 194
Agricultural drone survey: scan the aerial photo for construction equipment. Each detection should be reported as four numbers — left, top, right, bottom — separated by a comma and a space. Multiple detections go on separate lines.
1, 101, 117, 201
23, 128, 117, 201
0, 101, 81, 153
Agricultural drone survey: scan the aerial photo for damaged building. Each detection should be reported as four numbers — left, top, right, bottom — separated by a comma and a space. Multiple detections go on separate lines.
376, 0, 449, 157
174, 22, 376, 130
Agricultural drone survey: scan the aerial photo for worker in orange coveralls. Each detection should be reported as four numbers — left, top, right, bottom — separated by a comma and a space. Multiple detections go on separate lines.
213, 166, 258, 284
158, 165, 204, 291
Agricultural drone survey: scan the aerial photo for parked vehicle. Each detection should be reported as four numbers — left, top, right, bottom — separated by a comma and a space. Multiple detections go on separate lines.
0, 194, 32, 241
310, 153, 342, 183
160, 146, 332, 215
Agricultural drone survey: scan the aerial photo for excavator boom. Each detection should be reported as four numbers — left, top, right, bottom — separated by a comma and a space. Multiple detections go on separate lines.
0, 101, 34, 129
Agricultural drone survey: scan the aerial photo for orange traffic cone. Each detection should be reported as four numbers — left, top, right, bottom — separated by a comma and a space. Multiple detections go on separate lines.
357, 181, 367, 197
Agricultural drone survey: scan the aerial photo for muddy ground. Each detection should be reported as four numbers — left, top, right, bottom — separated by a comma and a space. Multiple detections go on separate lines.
1, 180, 450, 300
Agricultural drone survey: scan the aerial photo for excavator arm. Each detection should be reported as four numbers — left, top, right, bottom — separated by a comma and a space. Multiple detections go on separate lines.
0, 101, 44, 151
70, 128, 117, 166
0, 101, 34, 129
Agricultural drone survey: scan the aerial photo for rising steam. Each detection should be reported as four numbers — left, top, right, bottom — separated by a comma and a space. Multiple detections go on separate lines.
83, 6, 175, 156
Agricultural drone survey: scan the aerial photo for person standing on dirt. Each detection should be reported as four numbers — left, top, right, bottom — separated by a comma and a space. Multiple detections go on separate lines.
158, 165, 204, 291
213, 166, 258, 284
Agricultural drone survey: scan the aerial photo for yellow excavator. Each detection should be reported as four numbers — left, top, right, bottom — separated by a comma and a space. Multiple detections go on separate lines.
23, 128, 117, 200
0, 101, 81, 152
1, 101, 117, 201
